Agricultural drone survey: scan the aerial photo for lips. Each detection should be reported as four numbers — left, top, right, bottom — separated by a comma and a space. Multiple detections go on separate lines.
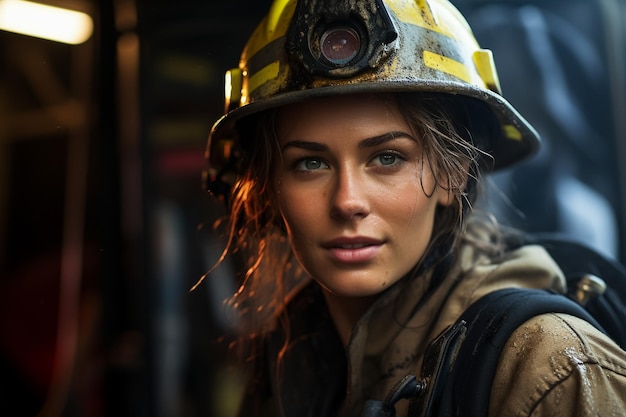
334, 242, 370, 249
323, 237, 383, 263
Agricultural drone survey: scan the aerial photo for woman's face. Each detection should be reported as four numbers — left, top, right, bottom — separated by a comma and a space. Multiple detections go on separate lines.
274, 95, 452, 298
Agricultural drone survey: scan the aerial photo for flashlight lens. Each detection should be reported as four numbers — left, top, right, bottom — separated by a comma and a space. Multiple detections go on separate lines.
320, 27, 360, 65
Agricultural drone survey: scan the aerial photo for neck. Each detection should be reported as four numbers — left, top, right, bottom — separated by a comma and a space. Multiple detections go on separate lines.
323, 291, 376, 346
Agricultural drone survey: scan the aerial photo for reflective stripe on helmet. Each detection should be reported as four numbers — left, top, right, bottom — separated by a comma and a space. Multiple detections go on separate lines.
386, 0, 454, 37
423, 51, 473, 86
472, 49, 502, 94
247, 61, 280, 101
244, 0, 295, 61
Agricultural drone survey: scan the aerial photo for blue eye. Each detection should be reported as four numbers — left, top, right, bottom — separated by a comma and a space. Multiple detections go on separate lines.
373, 152, 406, 167
296, 158, 328, 171
378, 154, 397, 166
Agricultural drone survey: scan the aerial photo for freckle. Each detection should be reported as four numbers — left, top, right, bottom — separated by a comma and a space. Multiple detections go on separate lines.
382, 281, 387, 287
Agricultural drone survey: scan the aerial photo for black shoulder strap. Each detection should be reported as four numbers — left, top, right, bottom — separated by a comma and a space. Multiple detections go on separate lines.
438, 287, 604, 417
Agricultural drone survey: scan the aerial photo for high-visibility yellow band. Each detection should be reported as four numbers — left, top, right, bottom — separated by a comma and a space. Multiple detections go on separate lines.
473, 49, 501, 93
386, 0, 451, 37
245, 0, 295, 59
248, 61, 280, 94
423, 50, 471, 83
503, 125, 523, 141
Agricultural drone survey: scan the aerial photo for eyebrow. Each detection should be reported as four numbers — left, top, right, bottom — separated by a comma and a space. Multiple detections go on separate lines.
358, 131, 416, 148
281, 131, 415, 151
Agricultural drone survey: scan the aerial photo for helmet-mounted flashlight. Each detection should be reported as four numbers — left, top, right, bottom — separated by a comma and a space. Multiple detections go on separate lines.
320, 25, 362, 65
286, 0, 397, 77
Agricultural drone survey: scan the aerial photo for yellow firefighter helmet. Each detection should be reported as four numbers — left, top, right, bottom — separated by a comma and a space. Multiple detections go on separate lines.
205, 0, 540, 195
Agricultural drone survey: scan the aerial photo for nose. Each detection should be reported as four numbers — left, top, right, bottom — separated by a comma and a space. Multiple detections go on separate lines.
330, 167, 370, 221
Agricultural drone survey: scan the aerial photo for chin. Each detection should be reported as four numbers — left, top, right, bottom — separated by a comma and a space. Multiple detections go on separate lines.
317, 274, 395, 298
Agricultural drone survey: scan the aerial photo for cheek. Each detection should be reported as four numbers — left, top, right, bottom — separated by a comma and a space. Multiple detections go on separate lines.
392, 200, 433, 232
275, 184, 317, 236
381, 181, 440, 233
274, 190, 322, 272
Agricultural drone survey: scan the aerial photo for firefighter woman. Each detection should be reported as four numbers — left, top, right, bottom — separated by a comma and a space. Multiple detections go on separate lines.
203, 0, 626, 416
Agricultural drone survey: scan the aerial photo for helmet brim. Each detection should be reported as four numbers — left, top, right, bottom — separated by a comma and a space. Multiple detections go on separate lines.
209, 79, 540, 172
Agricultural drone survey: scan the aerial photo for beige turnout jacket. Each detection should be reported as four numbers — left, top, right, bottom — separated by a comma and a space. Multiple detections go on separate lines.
238, 240, 626, 417
344, 242, 626, 417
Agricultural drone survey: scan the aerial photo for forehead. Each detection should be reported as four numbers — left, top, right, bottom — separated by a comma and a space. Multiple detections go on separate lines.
275, 94, 410, 140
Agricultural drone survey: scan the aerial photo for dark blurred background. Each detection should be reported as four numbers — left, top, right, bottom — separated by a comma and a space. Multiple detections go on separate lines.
0, 0, 623, 416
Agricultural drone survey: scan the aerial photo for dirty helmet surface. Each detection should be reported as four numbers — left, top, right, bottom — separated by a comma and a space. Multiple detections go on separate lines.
205, 0, 540, 196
